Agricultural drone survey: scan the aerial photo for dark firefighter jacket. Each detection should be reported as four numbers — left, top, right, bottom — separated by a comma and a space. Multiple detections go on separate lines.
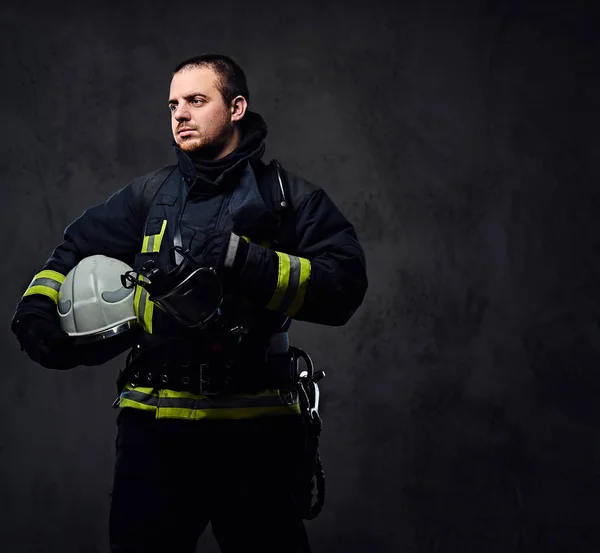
11, 111, 368, 420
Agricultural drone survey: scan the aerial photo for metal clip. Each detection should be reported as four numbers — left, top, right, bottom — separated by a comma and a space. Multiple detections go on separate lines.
290, 346, 325, 431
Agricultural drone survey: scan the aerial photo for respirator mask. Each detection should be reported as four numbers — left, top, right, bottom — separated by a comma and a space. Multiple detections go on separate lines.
121, 246, 230, 331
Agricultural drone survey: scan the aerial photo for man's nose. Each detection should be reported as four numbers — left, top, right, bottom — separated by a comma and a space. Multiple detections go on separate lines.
173, 105, 190, 121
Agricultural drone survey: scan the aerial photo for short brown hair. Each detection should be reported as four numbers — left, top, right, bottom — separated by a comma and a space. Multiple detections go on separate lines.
173, 53, 250, 105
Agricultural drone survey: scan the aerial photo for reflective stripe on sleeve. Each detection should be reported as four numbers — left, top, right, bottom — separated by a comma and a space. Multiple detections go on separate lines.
267, 253, 311, 317
267, 253, 290, 311
285, 257, 311, 317
23, 270, 66, 304
141, 220, 167, 253
224, 233, 240, 269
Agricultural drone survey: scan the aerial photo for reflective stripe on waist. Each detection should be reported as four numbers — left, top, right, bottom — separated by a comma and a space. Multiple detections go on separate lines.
119, 384, 300, 420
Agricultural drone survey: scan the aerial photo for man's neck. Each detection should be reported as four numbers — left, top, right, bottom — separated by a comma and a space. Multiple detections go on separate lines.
213, 126, 242, 160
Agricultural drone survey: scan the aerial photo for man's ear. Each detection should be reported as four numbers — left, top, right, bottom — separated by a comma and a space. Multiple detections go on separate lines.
231, 95, 248, 122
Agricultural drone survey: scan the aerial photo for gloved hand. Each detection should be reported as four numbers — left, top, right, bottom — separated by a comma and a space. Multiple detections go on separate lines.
12, 314, 78, 370
188, 231, 249, 278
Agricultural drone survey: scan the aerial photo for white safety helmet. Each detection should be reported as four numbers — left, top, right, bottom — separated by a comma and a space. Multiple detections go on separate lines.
57, 255, 138, 343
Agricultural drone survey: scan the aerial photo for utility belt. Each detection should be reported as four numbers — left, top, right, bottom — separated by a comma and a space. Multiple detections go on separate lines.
116, 336, 295, 396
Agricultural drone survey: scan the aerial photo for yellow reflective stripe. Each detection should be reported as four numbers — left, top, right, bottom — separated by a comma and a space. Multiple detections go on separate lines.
136, 220, 165, 333
119, 386, 158, 410
119, 385, 159, 408
133, 276, 154, 333
34, 270, 65, 284
118, 385, 301, 419
157, 387, 300, 419
23, 285, 60, 304
122, 384, 158, 395
285, 257, 311, 317
267, 252, 290, 310
141, 220, 167, 253
153, 219, 168, 252
156, 404, 301, 420
22, 269, 67, 304
119, 398, 158, 412
143, 292, 154, 333
266, 253, 311, 316
241, 235, 250, 243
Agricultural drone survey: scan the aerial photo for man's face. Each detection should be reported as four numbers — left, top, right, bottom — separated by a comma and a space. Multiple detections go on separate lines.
168, 66, 234, 155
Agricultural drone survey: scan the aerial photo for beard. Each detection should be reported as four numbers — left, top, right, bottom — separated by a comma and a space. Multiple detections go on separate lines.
176, 120, 234, 160
179, 135, 223, 158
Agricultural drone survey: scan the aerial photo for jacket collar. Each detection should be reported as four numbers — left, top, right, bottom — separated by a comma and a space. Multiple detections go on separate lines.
173, 110, 268, 188
228, 162, 281, 239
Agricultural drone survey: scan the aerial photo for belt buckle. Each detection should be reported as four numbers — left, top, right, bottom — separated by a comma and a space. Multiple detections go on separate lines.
198, 363, 221, 396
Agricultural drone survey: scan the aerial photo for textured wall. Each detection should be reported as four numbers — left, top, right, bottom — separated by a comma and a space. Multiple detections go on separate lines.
1, 0, 598, 551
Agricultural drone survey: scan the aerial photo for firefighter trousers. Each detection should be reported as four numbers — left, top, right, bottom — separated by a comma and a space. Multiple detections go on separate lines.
109, 407, 312, 553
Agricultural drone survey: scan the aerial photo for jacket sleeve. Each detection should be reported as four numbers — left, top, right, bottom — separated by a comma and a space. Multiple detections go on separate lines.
234, 188, 368, 326
11, 179, 147, 328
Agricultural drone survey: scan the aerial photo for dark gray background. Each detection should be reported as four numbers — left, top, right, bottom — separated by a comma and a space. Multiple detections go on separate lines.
1, 0, 599, 551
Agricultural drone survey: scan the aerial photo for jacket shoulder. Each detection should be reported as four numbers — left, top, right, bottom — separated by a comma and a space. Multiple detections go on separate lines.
257, 159, 320, 214
281, 167, 320, 212
128, 165, 178, 197
126, 165, 179, 216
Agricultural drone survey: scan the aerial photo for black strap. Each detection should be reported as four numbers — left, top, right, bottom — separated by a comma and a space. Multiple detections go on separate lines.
140, 165, 178, 220
259, 159, 294, 245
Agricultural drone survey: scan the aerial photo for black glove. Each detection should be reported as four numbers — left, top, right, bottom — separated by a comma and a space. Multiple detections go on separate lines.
12, 314, 78, 370
188, 231, 249, 278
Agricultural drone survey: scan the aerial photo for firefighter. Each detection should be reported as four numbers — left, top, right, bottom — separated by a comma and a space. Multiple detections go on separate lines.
11, 53, 368, 553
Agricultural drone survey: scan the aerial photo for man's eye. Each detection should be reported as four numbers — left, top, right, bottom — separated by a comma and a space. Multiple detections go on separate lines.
169, 105, 176, 112
192, 98, 204, 105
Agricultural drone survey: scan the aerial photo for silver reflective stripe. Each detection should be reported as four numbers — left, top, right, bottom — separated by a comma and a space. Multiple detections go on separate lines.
157, 394, 297, 410
29, 277, 61, 291
279, 255, 301, 314
267, 332, 289, 354
120, 389, 159, 406
138, 288, 148, 325
146, 234, 156, 253
224, 233, 239, 268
